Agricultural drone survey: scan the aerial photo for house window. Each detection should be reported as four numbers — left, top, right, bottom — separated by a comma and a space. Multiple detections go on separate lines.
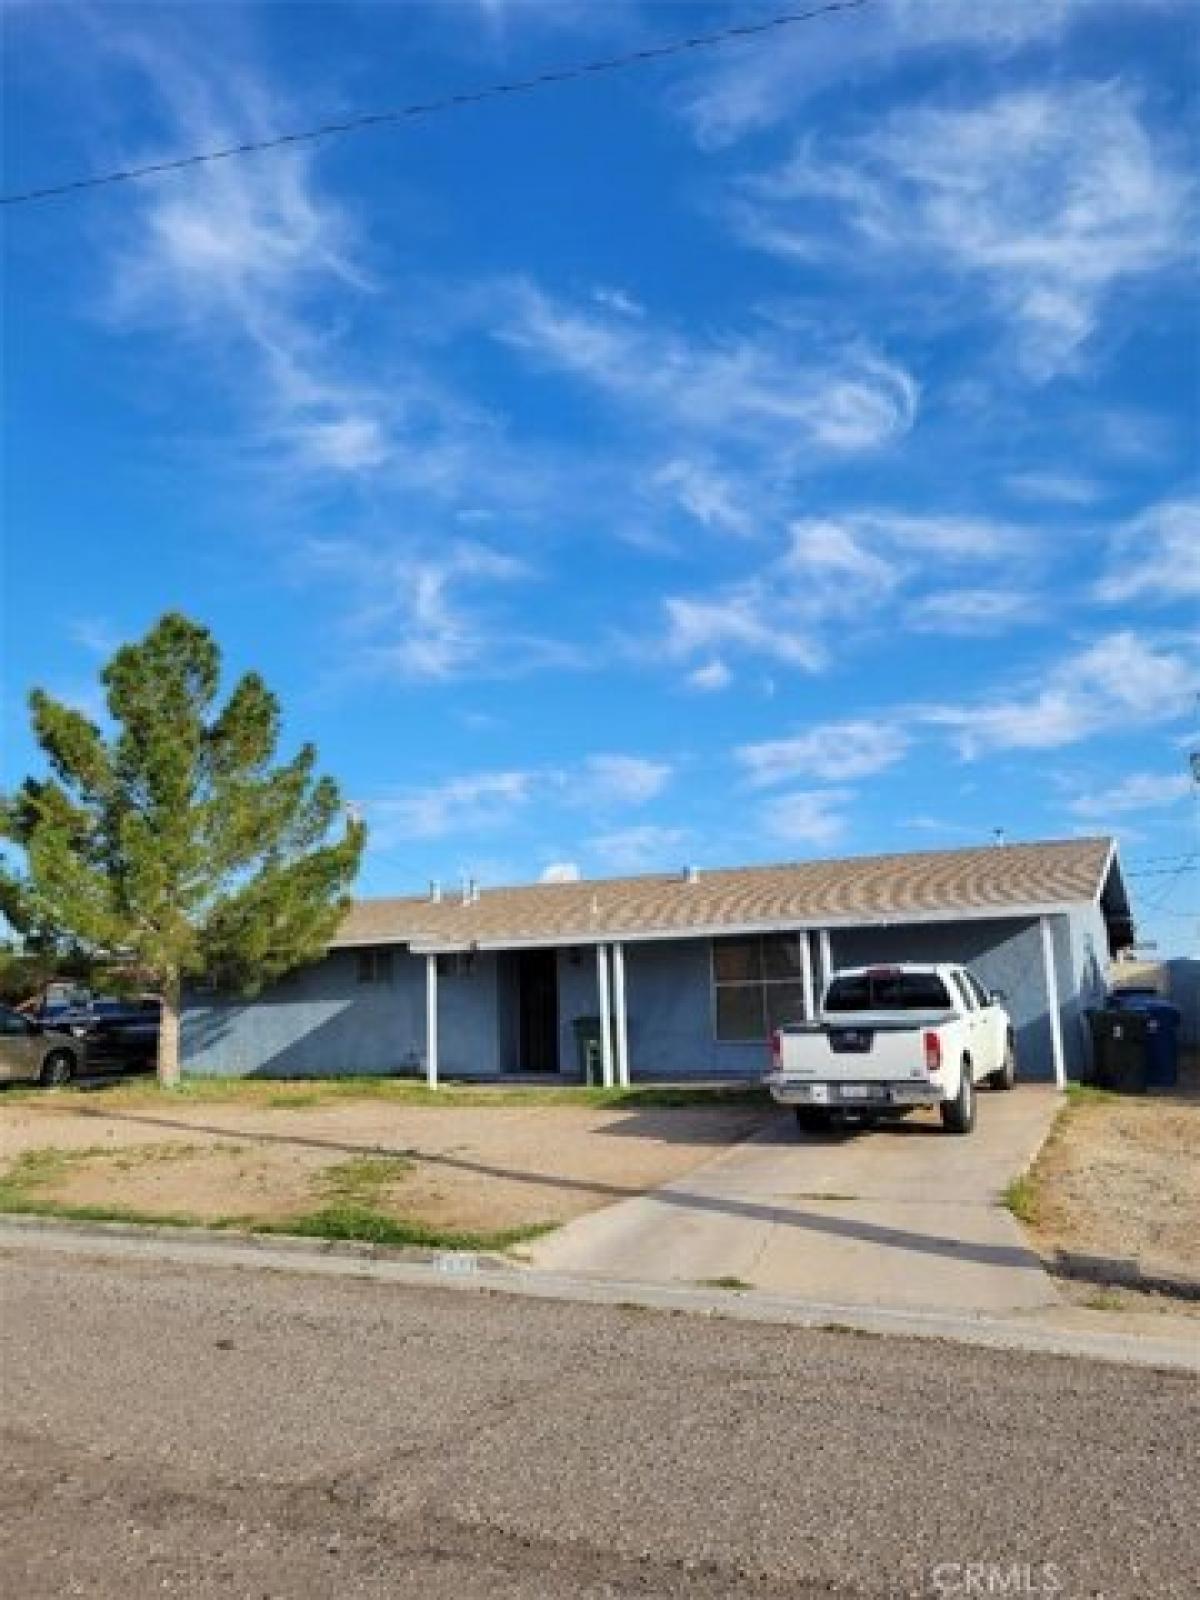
356, 947, 394, 985
712, 934, 808, 1041
436, 952, 476, 978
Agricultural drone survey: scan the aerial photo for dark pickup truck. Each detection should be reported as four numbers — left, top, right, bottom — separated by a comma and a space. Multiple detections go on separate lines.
36, 997, 161, 1076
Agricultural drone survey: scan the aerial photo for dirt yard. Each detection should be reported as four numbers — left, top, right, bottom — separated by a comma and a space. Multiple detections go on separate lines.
1023, 1089, 1200, 1312
0, 1085, 769, 1250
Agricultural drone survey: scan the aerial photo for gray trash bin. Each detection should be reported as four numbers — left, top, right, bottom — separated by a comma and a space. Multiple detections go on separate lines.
571, 1016, 604, 1085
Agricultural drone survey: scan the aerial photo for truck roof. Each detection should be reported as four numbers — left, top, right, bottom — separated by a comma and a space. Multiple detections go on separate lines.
832, 963, 964, 976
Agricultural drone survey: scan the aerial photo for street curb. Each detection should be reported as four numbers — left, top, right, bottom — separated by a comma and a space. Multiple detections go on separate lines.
2, 1213, 1196, 1375
0, 1210, 513, 1272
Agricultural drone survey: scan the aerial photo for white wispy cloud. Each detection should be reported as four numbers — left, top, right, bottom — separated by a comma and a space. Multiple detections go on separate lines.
591, 284, 644, 318
909, 588, 1044, 636
100, 44, 386, 478
372, 749, 674, 846
371, 771, 538, 843
758, 789, 851, 849
673, 0, 1088, 148
1093, 497, 1200, 606
653, 459, 753, 537
1006, 470, 1105, 507
493, 279, 917, 457
660, 508, 1030, 673
305, 538, 544, 682
587, 824, 689, 872
738, 721, 910, 787
923, 631, 1197, 757
582, 755, 673, 807
737, 82, 1193, 376
1069, 770, 1194, 817
686, 659, 732, 693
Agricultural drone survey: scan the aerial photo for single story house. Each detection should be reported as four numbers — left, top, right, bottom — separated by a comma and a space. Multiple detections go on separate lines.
183, 836, 1132, 1088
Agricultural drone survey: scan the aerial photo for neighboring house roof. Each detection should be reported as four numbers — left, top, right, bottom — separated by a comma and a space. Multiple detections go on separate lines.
333, 836, 1119, 954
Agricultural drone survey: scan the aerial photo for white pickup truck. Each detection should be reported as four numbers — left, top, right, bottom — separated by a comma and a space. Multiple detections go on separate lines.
765, 963, 1015, 1135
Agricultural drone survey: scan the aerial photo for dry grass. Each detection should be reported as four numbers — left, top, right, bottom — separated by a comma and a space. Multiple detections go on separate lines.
1020, 1086, 1200, 1312
0, 1085, 769, 1251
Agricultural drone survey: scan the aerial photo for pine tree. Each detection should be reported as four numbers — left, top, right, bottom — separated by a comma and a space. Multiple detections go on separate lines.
0, 614, 365, 1085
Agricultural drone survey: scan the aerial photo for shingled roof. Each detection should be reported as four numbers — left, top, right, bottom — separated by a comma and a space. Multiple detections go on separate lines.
334, 836, 1118, 953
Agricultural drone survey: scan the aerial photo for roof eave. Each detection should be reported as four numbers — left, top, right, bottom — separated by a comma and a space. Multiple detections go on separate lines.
330, 897, 1094, 956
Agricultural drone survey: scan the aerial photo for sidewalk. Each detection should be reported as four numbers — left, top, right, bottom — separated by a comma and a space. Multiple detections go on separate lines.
3, 1214, 1196, 1372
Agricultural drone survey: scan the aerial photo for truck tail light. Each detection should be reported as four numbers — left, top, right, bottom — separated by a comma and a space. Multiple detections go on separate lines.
769, 1030, 782, 1071
923, 1030, 942, 1074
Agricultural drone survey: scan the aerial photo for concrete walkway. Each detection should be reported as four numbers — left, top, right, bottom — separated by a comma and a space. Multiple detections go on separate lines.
527, 1085, 1063, 1313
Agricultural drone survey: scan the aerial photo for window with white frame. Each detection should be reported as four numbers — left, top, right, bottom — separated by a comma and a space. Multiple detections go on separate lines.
712, 933, 808, 1041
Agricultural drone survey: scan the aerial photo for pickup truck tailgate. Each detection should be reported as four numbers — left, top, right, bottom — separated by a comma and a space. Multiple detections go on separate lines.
778, 1010, 956, 1081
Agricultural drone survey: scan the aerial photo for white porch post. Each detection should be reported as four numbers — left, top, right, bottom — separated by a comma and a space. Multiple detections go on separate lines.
425, 953, 439, 1090
612, 941, 630, 1087
596, 943, 614, 1088
1040, 916, 1066, 1089
818, 929, 833, 992
800, 931, 815, 1020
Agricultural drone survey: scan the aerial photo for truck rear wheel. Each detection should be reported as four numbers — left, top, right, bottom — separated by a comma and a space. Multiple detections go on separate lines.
988, 1037, 1016, 1090
940, 1061, 976, 1135
794, 1107, 835, 1135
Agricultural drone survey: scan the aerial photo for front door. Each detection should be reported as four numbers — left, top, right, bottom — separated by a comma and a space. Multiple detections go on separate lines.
518, 949, 559, 1073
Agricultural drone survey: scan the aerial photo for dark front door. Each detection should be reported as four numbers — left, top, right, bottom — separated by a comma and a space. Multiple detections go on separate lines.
518, 949, 559, 1073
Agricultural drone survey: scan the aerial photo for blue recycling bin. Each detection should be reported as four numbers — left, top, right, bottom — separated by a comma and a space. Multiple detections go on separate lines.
1107, 993, 1181, 1089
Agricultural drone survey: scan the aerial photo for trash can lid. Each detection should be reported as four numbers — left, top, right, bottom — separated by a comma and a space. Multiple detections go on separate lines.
1108, 993, 1181, 1025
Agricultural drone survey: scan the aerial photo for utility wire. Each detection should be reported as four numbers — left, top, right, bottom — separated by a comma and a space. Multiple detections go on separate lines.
1, 1, 872, 208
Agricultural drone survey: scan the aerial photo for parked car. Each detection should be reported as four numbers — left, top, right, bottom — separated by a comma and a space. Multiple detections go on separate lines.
40, 997, 161, 1075
764, 963, 1015, 1136
0, 1004, 82, 1086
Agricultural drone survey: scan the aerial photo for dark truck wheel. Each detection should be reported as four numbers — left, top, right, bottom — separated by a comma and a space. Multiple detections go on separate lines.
940, 1060, 976, 1135
39, 1049, 77, 1087
988, 1036, 1017, 1090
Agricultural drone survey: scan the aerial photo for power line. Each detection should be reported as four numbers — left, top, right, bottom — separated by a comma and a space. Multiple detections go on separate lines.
1127, 856, 1200, 879
1, 1, 873, 208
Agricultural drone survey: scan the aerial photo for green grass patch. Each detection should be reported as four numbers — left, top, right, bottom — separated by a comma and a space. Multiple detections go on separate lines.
260, 1206, 554, 1253
1003, 1173, 1040, 1226
0, 1141, 243, 1210
1065, 1084, 1118, 1106
314, 1153, 414, 1208
0, 1141, 554, 1255
28, 1076, 771, 1112
1082, 1289, 1129, 1313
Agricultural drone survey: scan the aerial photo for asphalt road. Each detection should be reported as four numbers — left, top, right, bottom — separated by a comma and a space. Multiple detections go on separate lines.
2, 1245, 1197, 1598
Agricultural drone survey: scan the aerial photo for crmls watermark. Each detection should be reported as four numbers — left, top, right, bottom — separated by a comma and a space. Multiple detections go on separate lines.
929, 1562, 1065, 1597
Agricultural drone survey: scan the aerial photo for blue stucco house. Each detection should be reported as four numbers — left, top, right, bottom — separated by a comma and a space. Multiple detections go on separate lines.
183, 837, 1132, 1087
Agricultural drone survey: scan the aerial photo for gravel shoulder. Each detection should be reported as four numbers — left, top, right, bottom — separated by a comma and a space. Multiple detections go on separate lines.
3, 1245, 1198, 1598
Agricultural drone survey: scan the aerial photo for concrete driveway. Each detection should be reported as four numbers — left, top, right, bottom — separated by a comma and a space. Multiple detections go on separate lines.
527, 1086, 1062, 1313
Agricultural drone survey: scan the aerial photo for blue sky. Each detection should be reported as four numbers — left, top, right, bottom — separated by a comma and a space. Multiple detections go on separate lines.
4, 0, 1198, 952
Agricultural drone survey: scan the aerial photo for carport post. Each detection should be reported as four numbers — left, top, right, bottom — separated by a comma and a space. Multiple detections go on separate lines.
818, 929, 833, 991
596, 943, 615, 1088
425, 953, 439, 1090
612, 941, 630, 1087
1040, 916, 1066, 1089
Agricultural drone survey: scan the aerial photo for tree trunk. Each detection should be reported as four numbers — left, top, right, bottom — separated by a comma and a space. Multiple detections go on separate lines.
158, 973, 182, 1089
